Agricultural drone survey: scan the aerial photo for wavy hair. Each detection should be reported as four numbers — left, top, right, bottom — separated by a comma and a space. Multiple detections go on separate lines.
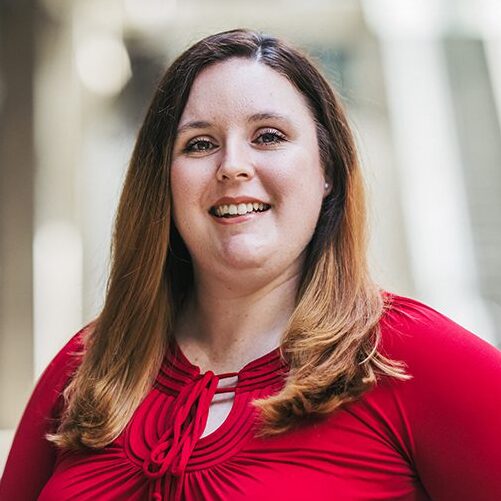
49, 29, 407, 449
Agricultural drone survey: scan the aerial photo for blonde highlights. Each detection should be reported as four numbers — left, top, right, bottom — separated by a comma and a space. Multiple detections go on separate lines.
254, 166, 407, 434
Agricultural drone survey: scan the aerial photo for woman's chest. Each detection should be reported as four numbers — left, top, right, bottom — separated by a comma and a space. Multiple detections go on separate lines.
39, 388, 426, 500
39, 439, 426, 501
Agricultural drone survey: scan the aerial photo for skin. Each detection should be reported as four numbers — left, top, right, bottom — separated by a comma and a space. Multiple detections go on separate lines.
170, 58, 329, 378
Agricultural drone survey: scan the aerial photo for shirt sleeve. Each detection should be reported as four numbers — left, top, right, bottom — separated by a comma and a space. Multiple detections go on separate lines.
380, 294, 501, 501
0, 329, 85, 500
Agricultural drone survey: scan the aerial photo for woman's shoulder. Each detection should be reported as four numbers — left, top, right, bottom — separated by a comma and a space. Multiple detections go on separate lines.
0, 328, 89, 499
356, 298, 501, 499
29, 326, 88, 420
377, 292, 501, 390
41, 326, 87, 386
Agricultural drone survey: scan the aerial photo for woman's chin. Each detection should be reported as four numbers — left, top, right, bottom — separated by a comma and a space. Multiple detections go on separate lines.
217, 248, 268, 271
224, 256, 267, 271
218, 236, 269, 263
197, 239, 272, 273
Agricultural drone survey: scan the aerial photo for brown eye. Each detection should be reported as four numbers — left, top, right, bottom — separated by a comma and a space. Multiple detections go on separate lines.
254, 129, 287, 145
184, 139, 216, 153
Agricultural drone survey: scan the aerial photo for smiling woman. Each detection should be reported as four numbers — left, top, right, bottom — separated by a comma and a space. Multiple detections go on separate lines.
1, 29, 501, 501
171, 58, 327, 276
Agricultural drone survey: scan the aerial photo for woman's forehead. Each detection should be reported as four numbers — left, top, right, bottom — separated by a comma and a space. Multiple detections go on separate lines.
178, 58, 314, 128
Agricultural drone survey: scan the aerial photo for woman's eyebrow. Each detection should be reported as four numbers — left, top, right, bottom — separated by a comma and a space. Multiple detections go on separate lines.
247, 112, 291, 124
176, 112, 292, 135
177, 120, 212, 135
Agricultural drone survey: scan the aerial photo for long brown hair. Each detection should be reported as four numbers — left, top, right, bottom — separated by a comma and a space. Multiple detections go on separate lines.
49, 29, 407, 449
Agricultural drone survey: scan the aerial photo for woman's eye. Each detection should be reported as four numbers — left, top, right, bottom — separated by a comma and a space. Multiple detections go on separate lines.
254, 130, 286, 145
184, 139, 216, 153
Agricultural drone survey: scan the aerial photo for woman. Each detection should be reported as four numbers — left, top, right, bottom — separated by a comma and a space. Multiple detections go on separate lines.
1, 29, 501, 501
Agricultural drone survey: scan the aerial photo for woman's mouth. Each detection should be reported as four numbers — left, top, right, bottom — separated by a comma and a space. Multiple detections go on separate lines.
209, 202, 272, 218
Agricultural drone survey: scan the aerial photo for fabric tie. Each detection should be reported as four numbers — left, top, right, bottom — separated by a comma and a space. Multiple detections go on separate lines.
143, 369, 239, 499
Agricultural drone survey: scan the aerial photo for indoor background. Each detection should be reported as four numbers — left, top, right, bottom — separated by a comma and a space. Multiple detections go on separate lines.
1, 0, 501, 472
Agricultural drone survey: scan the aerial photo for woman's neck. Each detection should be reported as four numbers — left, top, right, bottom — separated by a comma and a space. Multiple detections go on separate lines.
174, 267, 301, 373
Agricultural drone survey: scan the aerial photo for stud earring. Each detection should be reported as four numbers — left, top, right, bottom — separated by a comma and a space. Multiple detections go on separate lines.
324, 182, 329, 190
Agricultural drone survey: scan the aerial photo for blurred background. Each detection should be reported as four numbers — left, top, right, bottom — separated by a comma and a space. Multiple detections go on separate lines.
1, 0, 500, 472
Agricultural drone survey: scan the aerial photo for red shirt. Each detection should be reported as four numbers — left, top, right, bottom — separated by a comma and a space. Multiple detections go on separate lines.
1, 294, 501, 500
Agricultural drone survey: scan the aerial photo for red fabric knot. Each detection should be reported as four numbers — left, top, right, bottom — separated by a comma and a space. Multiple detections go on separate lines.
143, 369, 238, 480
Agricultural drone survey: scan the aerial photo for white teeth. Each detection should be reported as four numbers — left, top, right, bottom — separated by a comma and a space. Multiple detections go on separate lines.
213, 202, 270, 217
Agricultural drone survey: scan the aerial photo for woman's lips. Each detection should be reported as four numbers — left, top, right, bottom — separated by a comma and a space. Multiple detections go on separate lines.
210, 205, 271, 224
209, 202, 271, 218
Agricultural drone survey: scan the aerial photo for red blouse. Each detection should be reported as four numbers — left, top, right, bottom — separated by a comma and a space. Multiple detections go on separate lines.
1, 294, 501, 500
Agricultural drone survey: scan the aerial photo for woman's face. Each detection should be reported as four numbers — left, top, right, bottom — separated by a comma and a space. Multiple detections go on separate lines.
171, 58, 328, 283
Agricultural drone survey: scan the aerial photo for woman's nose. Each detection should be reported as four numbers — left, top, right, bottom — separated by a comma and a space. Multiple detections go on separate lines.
216, 140, 255, 182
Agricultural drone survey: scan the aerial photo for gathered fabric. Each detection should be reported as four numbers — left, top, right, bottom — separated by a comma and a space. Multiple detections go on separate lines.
143, 369, 240, 500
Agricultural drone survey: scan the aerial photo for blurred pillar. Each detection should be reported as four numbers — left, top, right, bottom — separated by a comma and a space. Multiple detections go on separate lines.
33, 1, 83, 377
0, 0, 35, 429
361, 0, 496, 343
445, 39, 501, 344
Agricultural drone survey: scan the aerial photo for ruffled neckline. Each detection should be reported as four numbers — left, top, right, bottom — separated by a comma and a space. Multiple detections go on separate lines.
124, 338, 290, 499
155, 338, 288, 395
